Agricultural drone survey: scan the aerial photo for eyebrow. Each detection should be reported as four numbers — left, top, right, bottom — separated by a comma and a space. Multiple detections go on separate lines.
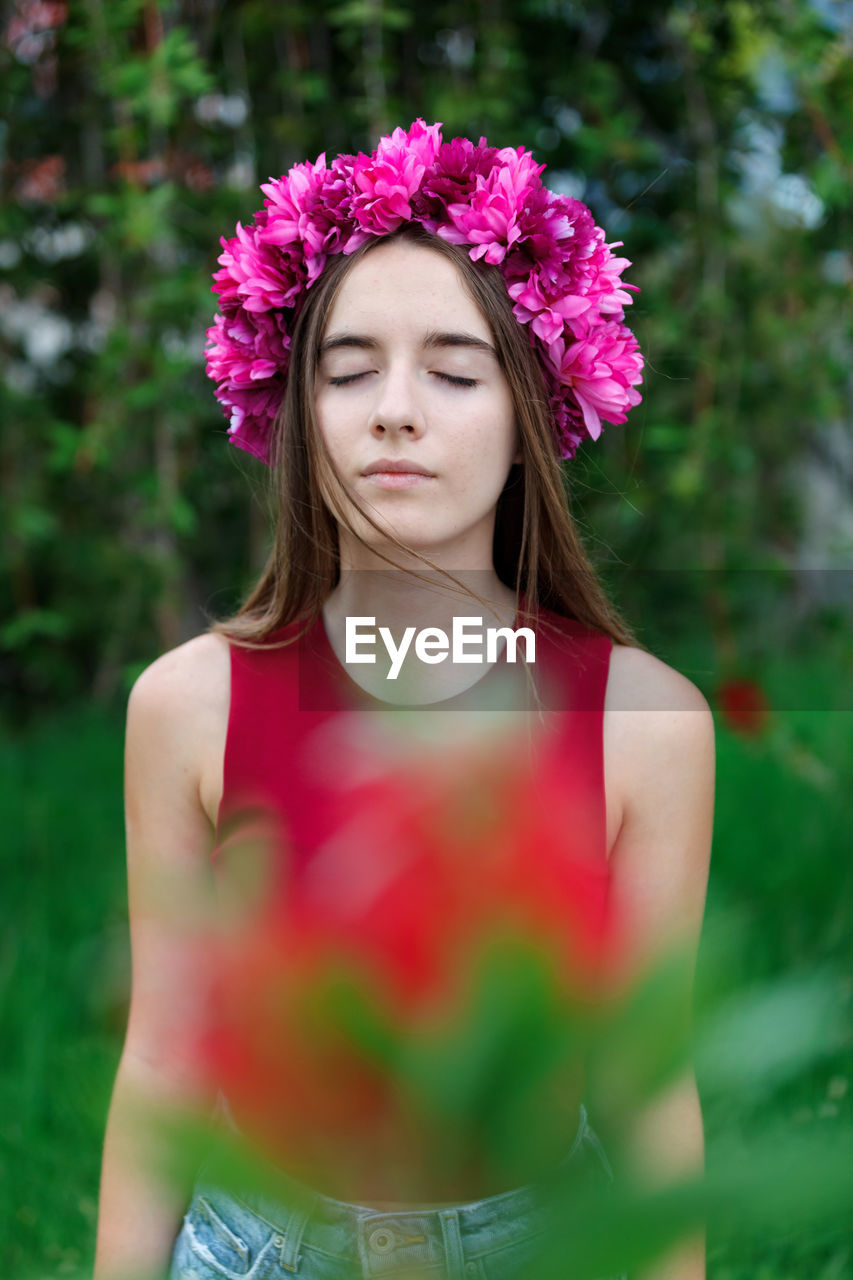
318, 329, 497, 359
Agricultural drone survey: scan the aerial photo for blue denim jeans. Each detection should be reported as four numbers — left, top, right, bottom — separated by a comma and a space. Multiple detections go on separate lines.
169, 1104, 624, 1280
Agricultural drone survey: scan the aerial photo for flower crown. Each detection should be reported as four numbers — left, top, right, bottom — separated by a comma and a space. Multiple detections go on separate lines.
205, 119, 644, 466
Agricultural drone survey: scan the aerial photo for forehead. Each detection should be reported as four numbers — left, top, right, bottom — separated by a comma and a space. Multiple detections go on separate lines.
324, 239, 490, 338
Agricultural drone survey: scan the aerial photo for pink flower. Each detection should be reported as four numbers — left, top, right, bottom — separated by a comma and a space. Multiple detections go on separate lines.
350, 119, 443, 235
546, 322, 644, 443
205, 312, 290, 387
220, 386, 280, 462
591, 240, 641, 319
548, 393, 589, 461
563, 227, 640, 331
415, 137, 499, 228
507, 273, 592, 346
213, 221, 305, 314
259, 155, 370, 285
205, 311, 291, 462
439, 147, 546, 266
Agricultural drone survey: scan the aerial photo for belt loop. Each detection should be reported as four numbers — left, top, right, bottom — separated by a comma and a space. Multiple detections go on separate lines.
276, 1190, 319, 1272
438, 1207, 467, 1280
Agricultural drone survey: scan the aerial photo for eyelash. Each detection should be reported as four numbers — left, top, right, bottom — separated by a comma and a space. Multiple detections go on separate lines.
328, 372, 478, 388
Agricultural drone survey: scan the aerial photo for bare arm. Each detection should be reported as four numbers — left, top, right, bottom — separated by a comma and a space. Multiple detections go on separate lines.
94, 637, 226, 1280
604, 650, 716, 1280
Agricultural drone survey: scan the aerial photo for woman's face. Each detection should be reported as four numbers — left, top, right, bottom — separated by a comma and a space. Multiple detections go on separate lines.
313, 238, 520, 571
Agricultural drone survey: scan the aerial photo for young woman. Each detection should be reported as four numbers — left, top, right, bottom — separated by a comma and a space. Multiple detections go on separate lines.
94, 121, 715, 1280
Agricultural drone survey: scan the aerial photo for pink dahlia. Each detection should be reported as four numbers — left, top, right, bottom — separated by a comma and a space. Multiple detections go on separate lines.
212, 220, 305, 314
502, 186, 575, 276
548, 392, 590, 461
506, 272, 592, 346
561, 225, 640, 330
545, 321, 644, 443
350, 118, 443, 235
205, 310, 290, 463
438, 145, 546, 266
414, 136, 500, 228
259, 155, 370, 285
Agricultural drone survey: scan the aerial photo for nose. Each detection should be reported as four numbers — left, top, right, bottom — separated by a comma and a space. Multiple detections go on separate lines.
367, 362, 426, 440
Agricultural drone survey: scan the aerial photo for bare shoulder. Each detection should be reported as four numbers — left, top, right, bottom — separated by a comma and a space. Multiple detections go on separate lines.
603, 644, 716, 979
604, 644, 715, 850
129, 631, 230, 714
121, 634, 233, 1084
127, 631, 231, 830
606, 642, 713, 717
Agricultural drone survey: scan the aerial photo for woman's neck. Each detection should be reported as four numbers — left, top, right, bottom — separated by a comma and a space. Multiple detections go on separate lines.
326, 568, 516, 631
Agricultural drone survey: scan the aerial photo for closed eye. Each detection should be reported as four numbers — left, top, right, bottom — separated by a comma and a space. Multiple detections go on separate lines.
437, 373, 479, 388
327, 372, 479, 388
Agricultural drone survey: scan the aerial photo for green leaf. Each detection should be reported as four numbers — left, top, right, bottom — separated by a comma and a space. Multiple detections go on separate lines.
0, 609, 71, 650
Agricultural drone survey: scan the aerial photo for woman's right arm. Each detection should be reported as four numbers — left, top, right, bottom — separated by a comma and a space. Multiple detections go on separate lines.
94, 638, 225, 1280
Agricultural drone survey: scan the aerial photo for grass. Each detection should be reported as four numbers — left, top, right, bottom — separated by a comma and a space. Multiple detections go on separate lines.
0, 646, 850, 1278
0, 706, 127, 1278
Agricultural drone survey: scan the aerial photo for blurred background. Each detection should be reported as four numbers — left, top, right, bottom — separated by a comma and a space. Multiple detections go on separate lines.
1, 0, 851, 1276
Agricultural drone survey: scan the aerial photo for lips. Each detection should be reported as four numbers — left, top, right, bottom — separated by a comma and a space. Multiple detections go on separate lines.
362, 458, 434, 477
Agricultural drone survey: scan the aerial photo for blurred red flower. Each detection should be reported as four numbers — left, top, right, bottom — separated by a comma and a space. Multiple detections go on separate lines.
717, 676, 771, 736
193, 720, 626, 1189
5, 0, 67, 64
13, 155, 65, 204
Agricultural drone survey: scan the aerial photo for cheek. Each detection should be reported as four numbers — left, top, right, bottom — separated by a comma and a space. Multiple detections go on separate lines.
476, 401, 520, 469
314, 412, 354, 475
313, 396, 335, 443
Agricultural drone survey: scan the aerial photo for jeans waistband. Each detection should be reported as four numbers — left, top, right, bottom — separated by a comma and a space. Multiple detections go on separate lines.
194, 1103, 594, 1272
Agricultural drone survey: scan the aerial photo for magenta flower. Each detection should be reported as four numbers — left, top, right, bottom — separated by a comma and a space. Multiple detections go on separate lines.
213, 221, 305, 314
205, 309, 291, 462
545, 322, 644, 443
415, 137, 500, 228
438, 146, 546, 266
588, 239, 641, 320
507, 273, 592, 346
259, 156, 371, 285
350, 118, 443, 235
548, 394, 590, 461
560, 225, 640, 330
218, 383, 281, 462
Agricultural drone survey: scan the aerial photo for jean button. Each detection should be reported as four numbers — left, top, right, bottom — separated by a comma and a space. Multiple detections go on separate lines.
368, 1226, 396, 1253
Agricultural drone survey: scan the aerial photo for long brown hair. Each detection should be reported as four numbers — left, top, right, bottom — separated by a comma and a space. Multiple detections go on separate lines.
209, 223, 641, 651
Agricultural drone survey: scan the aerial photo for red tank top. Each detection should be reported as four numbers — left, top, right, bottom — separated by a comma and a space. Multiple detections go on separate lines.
204, 599, 615, 1199
213, 600, 613, 888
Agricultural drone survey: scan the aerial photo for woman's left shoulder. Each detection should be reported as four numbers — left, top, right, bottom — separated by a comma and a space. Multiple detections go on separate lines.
603, 645, 716, 980
603, 644, 715, 848
606, 642, 714, 719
